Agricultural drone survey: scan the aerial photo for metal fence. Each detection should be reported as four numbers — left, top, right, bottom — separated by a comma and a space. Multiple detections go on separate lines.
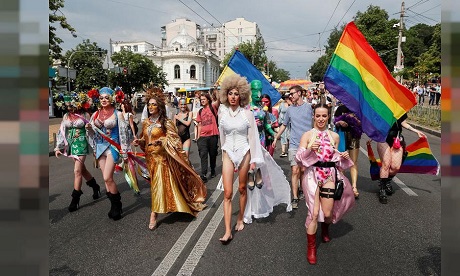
407, 105, 441, 130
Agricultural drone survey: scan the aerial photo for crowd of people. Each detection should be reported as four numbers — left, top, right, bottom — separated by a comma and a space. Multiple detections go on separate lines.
53, 76, 427, 264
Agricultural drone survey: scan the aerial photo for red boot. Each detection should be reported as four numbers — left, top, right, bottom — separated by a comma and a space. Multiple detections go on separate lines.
306, 234, 317, 265
321, 222, 331, 243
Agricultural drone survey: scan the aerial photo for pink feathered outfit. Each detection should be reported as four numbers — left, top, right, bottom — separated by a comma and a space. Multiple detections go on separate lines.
295, 146, 356, 229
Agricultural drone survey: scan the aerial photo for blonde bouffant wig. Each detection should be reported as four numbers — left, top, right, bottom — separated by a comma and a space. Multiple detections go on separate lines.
219, 74, 251, 107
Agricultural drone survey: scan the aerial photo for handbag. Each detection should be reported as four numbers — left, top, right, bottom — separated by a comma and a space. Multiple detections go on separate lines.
337, 128, 346, 152
333, 167, 344, 200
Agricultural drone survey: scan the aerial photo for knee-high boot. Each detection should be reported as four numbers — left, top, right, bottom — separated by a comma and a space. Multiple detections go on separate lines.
306, 234, 317, 265
69, 189, 83, 212
108, 192, 122, 221
86, 177, 101, 199
321, 222, 331, 243
378, 178, 388, 204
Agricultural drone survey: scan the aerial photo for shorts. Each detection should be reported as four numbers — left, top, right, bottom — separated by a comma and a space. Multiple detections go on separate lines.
345, 131, 360, 150
288, 147, 298, 167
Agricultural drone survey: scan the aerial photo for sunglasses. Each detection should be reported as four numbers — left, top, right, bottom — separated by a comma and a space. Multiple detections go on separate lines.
99, 96, 111, 100
148, 102, 158, 107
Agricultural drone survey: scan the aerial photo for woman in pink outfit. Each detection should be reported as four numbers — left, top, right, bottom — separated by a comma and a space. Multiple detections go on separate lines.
295, 104, 355, 265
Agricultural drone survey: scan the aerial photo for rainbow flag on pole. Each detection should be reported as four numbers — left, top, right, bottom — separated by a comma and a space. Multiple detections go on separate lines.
324, 22, 416, 142
216, 50, 281, 105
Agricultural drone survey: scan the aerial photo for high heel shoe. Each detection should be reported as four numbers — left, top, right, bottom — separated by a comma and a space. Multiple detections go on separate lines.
255, 169, 263, 189
352, 187, 359, 198
247, 170, 255, 190
86, 177, 101, 200
68, 189, 83, 212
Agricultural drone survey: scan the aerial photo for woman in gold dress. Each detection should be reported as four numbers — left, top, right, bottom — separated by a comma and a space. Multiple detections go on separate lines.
133, 87, 207, 230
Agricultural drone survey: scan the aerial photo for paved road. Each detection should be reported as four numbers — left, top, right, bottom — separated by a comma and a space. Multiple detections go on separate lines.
49, 119, 441, 276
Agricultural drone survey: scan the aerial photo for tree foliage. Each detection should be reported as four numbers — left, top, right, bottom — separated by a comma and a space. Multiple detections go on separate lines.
49, 0, 76, 63
221, 38, 290, 82
109, 50, 168, 94
63, 40, 108, 91
308, 5, 440, 83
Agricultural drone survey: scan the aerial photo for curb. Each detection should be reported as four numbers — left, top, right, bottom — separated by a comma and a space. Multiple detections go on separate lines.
409, 121, 441, 138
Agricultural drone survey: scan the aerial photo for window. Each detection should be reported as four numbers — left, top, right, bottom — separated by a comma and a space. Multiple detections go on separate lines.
174, 65, 181, 79
190, 65, 196, 79
133, 45, 138, 52
127, 46, 132, 51
120, 46, 125, 50
218, 43, 221, 47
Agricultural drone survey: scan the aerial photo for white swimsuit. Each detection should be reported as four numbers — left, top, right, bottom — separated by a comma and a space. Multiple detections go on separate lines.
220, 107, 251, 168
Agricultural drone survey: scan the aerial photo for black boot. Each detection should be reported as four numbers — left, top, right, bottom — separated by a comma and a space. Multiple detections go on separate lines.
385, 176, 394, 195
69, 189, 83, 212
108, 192, 123, 221
378, 180, 388, 204
86, 177, 101, 200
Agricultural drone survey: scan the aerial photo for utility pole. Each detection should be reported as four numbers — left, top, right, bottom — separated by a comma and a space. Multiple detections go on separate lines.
395, 1, 405, 84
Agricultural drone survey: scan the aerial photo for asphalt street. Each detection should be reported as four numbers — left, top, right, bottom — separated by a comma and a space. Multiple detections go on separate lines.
49, 117, 441, 276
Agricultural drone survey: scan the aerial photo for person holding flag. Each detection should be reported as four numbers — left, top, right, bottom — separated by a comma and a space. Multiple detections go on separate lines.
374, 114, 426, 204
54, 92, 101, 212
86, 87, 129, 221
323, 21, 421, 204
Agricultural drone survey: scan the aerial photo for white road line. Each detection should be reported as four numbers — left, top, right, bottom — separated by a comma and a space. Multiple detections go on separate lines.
151, 183, 223, 276
359, 146, 418, 196
177, 177, 239, 276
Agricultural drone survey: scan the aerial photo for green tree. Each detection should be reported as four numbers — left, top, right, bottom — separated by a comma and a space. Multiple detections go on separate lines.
49, 0, 76, 63
63, 39, 108, 91
221, 37, 267, 70
354, 5, 398, 69
109, 50, 167, 94
309, 26, 343, 82
403, 24, 435, 69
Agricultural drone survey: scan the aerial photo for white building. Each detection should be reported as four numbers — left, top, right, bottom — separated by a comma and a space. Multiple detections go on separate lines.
200, 17, 263, 61
111, 18, 220, 94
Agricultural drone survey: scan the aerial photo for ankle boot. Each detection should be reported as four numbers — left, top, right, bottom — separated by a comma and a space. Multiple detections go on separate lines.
385, 176, 394, 195
86, 177, 101, 200
69, 189, 83, 212
321, 222, 331, 243
306, 234, 317, 265
378, 179, 388, 204
108, 192, 123, 221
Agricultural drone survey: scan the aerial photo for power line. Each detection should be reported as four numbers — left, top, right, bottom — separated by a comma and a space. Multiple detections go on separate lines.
406, 8, 438, 23
334, 0, 357, 29
265, 29, 335, 44
266, 47, 322, 53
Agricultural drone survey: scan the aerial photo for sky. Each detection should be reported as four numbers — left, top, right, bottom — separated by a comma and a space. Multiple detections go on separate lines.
53, 0, 441, 80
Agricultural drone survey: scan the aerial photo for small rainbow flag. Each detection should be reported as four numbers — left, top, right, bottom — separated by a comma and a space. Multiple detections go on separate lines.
324, 22, 416, 142
367, 137, 440, 180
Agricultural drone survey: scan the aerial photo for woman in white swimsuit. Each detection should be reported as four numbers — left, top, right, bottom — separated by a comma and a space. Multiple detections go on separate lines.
217, 74, 263, 243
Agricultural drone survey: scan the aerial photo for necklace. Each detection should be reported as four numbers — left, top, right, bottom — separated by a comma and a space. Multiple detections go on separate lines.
99, 108, 114, 121
150, 115, 160, 123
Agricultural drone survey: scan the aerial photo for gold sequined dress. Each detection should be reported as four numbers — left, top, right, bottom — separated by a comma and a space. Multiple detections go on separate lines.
140, 118, 207, 216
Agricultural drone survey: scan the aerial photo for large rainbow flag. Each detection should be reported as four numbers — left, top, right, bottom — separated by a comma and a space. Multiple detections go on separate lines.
324, 22, 416, 142
367, 137, 440, 180
216, 50, 281, 106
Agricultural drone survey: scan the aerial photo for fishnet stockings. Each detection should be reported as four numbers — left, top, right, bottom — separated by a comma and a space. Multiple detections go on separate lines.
376, 141, 404, 178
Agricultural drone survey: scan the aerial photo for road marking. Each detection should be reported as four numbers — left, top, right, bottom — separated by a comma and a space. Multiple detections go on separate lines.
177, 177, 239, 276
151, 177, 238, 276
359, 146, 418, 196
